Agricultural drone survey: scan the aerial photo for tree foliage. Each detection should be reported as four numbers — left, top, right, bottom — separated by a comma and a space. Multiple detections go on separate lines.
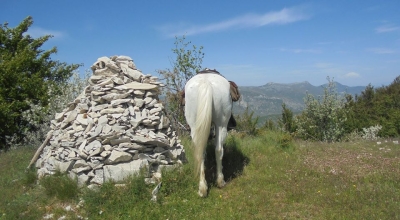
279, 75, 400, 141
344, 75, 400, 137
0, 16, 80, 149
280, 103, 296, 133
11, 72, 90, 149
157, 36, 204, 134
295, 77, 348, 142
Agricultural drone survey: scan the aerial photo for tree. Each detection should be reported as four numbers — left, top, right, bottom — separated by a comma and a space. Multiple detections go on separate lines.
0, 16, 80, 149
12, 71, 90, 149
280, 103, 296, 133
344, 75, 400, 137
157, 35, 204, 134
295, 77, 348, 142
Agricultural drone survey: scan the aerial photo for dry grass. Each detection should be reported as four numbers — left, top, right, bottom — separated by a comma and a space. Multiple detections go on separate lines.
302, 141, 400, 181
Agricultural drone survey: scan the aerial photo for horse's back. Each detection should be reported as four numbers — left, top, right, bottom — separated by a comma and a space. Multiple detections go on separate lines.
185, 74, 232, 127
185, 73, 232, 196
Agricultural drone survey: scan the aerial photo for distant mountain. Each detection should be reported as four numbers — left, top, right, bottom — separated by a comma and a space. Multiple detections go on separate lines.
233, 81, 366, 116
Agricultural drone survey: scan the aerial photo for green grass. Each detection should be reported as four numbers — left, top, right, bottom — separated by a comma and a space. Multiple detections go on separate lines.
1, 131, 399, 219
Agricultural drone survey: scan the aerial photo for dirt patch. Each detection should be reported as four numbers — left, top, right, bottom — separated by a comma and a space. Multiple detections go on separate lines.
301, 142, 400, 181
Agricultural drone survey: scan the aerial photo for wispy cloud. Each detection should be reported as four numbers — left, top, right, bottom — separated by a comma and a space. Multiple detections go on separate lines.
344, 72, 360, 78
158, 6, 310, 37
26, 27, 65, 39
375, 24, 400, 33
280, 48, 321, 54
367, 47, 396, 54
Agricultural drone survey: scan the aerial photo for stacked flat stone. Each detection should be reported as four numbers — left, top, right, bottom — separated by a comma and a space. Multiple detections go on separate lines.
35, 55, 186, 188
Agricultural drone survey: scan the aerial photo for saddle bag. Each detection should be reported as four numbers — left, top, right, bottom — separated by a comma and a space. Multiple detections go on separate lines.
229, 81, 241, 102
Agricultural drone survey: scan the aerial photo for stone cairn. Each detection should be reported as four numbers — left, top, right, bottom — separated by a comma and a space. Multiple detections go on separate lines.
33, 55, 186, 189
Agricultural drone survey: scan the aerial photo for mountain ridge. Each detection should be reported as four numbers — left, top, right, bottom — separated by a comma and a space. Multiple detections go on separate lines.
233, 81, 366, 117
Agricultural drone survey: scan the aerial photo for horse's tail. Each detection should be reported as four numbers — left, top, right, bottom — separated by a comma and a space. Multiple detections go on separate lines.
193, 79, 213, 175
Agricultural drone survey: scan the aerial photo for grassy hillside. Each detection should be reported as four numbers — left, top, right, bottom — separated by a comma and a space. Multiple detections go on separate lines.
1, 131, 399, 219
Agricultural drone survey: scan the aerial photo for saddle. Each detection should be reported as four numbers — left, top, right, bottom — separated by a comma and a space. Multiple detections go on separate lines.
182, 68, 239, 130
182, 68, 241, 103
197, 68, 221, 75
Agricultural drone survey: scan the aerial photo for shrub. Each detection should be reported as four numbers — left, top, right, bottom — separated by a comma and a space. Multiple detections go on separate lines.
235, 107, 259, 136
280, 103, 296, 133
0, 16, 80, 149
295, 77, 348, 142
277, 132, 293, 149
8, 71, 90, 148
157, 36, 204, 135
361, 125, 382, 140
344, 76, 400, 137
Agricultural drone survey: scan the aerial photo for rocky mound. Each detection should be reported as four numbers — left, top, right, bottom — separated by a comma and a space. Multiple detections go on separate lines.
33, 55, 186, 188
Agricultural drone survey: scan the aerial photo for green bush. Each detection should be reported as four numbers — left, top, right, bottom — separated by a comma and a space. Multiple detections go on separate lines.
295, 77, 348, 142
276, 132, 293, 149
235, 107, 259, 135
157, 35, 204, 135
280, 103, 296, 133
0, 16, 80, 149
344, 76, 400, 137
8, 71, 90, 149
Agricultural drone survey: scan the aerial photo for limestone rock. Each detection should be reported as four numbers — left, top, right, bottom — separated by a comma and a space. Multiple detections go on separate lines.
103, 159, 146, 182
105, 150, 132, 164
115, 81, 158, 90
35, 55, 186, 188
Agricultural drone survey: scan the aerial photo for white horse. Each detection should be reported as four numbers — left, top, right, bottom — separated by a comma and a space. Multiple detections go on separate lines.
184, 73, 232, 197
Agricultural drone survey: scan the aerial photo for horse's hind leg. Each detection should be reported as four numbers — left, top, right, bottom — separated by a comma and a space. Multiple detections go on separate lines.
198, 159, 208, 197
215, 126, 227, 188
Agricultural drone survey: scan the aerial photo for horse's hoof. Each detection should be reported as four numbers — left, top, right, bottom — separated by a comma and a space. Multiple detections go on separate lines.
198, 191, 207, 197
198, 190, 208, 197
198, 182, 208, 197
217, 179, 226, 188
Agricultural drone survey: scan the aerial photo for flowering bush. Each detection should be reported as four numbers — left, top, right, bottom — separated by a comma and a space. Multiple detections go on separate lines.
295, 77, 348, 142
361, 125, 382, 140
9, 71, 90, 148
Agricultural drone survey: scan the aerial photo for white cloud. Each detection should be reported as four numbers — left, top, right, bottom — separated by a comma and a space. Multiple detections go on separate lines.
367, 48, 396, 54
26, 27, 65, 39
344, 72, 360, 78
376, 24, 400, 33
158, 6, 310, 37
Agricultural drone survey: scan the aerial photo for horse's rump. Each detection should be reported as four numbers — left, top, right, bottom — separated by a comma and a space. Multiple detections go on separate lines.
184, 73, 232, 197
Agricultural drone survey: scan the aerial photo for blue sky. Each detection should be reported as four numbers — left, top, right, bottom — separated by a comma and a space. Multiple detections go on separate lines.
1, 1, 399, 87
